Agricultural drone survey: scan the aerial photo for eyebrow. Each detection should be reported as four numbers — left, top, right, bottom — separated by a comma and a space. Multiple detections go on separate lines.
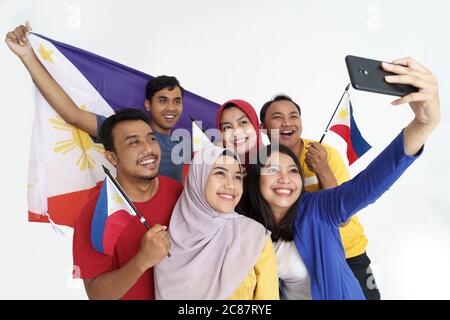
125, 132, 155, 140
213, 166, 242, 174
213, 166, 229, 172
157, 95, 182, 100
220, 115, 248, 127
270, 111, 300, 117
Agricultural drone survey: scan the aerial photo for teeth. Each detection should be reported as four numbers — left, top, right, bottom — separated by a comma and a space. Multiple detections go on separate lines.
274, 188, 293, 195
280, 130, 294, 135
140, 158, 156, 165
235, 138, 247, 144
218, 193, 234, 200
164, 115, 176, 119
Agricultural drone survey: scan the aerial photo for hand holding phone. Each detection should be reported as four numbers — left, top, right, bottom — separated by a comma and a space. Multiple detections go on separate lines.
345, 55, 418, 97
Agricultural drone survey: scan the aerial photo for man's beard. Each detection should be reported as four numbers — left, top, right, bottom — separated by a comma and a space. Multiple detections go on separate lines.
139, 170, 159, 181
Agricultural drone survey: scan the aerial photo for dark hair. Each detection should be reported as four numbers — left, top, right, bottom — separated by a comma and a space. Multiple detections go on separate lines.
246, 144, 305, 242
99, 109, 150, 152
145, 75, 185, 101
260, 94, 302, 124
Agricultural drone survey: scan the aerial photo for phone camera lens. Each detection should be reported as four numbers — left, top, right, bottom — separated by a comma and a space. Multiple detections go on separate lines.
358, 68, 369, 75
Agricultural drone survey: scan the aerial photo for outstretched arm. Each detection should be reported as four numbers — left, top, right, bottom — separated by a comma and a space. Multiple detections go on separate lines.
303, 58, 440, 227
5, 22, 98, 137
383, 57, 440, 156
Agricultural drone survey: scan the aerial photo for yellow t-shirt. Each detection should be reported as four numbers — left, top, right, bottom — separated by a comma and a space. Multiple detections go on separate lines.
228, 238, 280, 300
299, 138, 368, 259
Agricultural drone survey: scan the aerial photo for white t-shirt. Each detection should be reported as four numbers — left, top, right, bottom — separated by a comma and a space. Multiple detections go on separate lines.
274, 240, 312, 300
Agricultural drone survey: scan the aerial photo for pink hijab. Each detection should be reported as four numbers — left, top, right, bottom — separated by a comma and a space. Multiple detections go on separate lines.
155, 146, 269, 300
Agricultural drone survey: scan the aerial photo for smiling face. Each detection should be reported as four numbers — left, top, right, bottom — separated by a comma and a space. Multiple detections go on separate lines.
145, 87, 183, 134
204, 155, 243, 214
108, 120, 161, 182
259, 151, 302, 221
219, 106, 258, 157
262, 100, 302, 152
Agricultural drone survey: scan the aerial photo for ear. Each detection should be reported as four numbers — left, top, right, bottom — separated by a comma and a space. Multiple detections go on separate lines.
144, 99, 152, 112
104, 151, 118, 167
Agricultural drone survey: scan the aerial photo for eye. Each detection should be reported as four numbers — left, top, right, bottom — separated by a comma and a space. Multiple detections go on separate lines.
234, 175, 243, 182
129, 139, 139, 146
291, 114, 300, 119
159, 98, 167, 104
263, 166, 279, 174
221, 125, 232, 132
175, 99, 181, 105
240, 120, 248, 126
289, 168, 300, 174
215, 170, 225, 177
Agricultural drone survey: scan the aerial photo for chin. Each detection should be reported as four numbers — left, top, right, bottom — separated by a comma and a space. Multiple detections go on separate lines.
140, 172, 159, 181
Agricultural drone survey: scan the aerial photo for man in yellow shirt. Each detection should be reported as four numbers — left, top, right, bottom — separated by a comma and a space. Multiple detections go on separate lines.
260, 94, 380, 300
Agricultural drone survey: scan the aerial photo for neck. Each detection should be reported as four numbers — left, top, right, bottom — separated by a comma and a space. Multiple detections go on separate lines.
150, 122, 171, 135
292, 138, 304, 158
271, 206, 287, 225
116, 174, 159, 203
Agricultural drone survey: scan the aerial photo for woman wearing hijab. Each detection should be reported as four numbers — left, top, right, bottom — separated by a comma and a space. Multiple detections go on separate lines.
154, 146, 279, 300
216, 100, 263, 217
245, 57, 440, 299
216, 99, 262, 172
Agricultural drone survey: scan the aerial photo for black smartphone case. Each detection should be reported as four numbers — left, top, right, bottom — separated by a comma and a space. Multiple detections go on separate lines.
345, 55, 417, 97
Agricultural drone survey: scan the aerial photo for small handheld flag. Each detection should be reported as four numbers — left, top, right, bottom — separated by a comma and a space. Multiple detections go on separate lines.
91, 166, 149, 255
320, 84, 371, 165
91, 166, 171, 257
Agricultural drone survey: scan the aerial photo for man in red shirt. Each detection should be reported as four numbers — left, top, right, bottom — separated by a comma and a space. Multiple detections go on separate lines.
73, 109, 183, 300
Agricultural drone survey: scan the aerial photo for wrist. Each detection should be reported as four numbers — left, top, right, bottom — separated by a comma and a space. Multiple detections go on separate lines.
19, 51, 37, 65
133, 251, 152, 273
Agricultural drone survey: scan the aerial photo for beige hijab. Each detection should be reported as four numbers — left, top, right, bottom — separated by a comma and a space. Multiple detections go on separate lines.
155, 146, 269, 299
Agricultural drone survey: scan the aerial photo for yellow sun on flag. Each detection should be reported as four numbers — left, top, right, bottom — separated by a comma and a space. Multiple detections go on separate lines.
338, 108, 349, 121
112, 194, 125, 206
39, 43, 54, 64
50, 105, 104, 171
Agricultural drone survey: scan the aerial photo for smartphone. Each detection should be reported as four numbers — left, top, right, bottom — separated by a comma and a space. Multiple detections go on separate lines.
345, 55, 418, 97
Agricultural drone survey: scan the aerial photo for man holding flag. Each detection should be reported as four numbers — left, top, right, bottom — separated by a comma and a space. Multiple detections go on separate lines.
76, 109, 182, 300
260, 95, 380, 299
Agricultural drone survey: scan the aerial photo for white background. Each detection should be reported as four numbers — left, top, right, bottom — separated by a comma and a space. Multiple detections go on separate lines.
0, 0, 449, 299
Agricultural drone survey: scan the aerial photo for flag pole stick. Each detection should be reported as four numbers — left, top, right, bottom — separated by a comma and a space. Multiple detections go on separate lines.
319, 83, 351, 144
102, 165, 171, 257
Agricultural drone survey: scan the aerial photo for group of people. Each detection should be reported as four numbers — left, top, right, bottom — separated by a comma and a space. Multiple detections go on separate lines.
6, 23, 441, 300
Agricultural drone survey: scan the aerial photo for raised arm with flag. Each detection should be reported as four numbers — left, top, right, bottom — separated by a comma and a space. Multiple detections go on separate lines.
5, 22, 219, 228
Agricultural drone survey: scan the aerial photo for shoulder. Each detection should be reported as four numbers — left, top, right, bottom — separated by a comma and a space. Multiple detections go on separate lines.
238, 214, 270, 237
75, 189, 101, 230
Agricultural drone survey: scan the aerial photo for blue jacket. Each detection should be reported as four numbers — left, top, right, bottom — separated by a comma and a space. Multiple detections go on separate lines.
294, 131, 422, 299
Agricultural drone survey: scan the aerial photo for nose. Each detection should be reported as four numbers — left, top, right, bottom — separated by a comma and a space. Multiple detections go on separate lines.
166, 101, 176, 111
224, 175, 236, 191
277, 171, 290, 184
281, 117, 292, 127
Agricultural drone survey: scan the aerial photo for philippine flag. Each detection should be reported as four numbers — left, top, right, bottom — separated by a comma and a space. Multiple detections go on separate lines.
329, 92, 371, 165
26, 33, 220, 228
91, 176, 138, 255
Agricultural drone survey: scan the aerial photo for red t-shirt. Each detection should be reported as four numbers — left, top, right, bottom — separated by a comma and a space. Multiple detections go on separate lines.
73, 176, 183, 300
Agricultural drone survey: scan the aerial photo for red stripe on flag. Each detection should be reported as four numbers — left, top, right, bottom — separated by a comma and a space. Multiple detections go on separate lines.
28, 182, 103, 228
103, 210, 135, 255
329, 124, 358, 165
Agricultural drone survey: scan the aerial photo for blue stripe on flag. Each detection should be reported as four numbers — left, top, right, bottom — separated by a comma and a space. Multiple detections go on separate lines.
349, 101, 372, 157
31, 33, 220, 135
91, 179, 109, 254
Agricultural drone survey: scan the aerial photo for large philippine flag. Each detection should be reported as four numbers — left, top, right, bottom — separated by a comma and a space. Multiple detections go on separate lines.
27, 33, 219, 228
329, 92, 372, 165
